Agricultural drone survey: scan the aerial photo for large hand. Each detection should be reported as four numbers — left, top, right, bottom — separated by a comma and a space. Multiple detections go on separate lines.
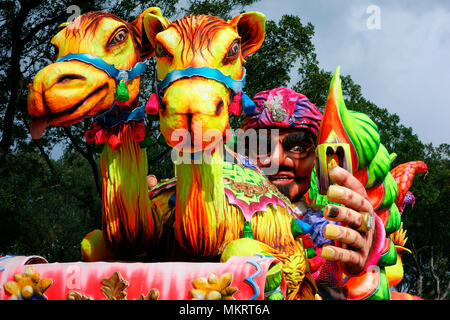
320, 166, 376, 275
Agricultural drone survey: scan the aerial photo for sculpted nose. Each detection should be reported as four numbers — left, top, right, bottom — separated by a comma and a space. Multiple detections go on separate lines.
56, 74, 86, 84
266, 140, 286, 167
186, 113, 193, 133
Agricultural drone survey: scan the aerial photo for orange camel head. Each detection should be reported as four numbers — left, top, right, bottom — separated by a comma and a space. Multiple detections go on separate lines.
27, 8, 162, 139
143, 11, 265, 152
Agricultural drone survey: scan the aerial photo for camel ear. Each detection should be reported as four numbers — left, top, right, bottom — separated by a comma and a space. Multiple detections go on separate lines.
229, 12, 266, 58
131, 7, 169, 60
142, 10, 170, 52
57, 22, 68, 32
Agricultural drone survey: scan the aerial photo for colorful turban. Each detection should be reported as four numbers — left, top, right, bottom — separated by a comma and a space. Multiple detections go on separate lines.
240, 87, 322, 137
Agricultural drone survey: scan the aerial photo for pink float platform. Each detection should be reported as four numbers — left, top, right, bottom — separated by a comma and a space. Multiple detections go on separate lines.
0, 255, 284, 300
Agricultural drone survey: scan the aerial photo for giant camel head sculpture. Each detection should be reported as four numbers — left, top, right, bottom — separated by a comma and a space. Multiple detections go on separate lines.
27, 8, 161, 139
143, 11, 265, 152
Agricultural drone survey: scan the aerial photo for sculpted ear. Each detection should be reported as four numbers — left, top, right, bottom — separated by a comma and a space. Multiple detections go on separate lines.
229, 12, 266, 58
142, 10, 170, 52
131, 7, 169, 60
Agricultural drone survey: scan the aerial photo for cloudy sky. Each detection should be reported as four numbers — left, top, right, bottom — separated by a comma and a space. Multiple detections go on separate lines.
243, 0, 450, 146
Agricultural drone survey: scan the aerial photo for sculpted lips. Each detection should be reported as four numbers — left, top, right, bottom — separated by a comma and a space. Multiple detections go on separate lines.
269, 172, 295, 186
47, 83, 109, 121
30, 83, 109, 139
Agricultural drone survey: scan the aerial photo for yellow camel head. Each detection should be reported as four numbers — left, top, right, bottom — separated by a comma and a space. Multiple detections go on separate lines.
143, 11, 265, 152
27, 8, 162, 139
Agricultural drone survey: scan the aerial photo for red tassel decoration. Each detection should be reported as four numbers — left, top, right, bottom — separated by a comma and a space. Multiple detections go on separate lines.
115, 100, 131, 107
85, 126, 96, 143
228, 92, 242, 115
145, 93, 160, 115
95, 128, 110, 145
132, 121, 146, 142
84, 130, 95, 144
300, 234, 315, 249
108, 134, 122, 150
84, 123, 101, 143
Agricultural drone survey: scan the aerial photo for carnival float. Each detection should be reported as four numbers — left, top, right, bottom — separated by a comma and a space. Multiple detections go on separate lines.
0, 7, 427, 300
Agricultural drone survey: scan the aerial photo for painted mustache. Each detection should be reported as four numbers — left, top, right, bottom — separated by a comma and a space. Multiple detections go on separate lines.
267, 166, 296, 181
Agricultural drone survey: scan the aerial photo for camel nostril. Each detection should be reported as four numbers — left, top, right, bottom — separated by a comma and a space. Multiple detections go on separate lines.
186, 113, 193, 133
159, 99, 167, 113
57, 74, 86, 83
215, 99, 224, 116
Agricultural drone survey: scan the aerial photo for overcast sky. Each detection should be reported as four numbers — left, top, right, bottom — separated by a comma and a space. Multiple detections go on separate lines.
243, 0, 449, 146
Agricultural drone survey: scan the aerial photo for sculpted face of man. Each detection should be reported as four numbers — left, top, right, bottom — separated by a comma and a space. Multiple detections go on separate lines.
249, 128, 316, 203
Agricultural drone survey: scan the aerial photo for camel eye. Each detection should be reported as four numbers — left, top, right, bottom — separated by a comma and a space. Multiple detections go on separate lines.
228, 40, 240, 57
109, 29, 128, 46
223, 40, 240, 64
155, 42, 171, 58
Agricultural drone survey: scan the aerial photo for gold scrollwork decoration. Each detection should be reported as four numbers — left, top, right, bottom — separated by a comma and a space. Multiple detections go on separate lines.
67, 271, 159, 301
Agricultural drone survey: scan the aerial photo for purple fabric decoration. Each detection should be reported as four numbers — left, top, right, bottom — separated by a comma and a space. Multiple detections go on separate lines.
240, 87, 322, 137
301, 208, 337, 247
401, 191, 416, 213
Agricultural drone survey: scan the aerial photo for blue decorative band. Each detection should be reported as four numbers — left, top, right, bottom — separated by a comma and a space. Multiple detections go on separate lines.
56, 53, 146, 80
295, 218, 313, 235
93, 105, 146, 129
244, 254, 268, 300
157, 66, 246, 96
0, 255, 20, 262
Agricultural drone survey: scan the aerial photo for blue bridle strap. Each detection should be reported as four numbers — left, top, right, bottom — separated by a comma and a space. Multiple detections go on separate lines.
156, 66, 246, 96
55, 53, 148, 129
56, 53, 146, 80
93, 104, 146, 129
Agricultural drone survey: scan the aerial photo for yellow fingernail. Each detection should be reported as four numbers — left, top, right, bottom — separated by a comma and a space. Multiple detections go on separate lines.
321, 246, 335, 260
324, 224, 340, 238
328, 185, 344, 199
